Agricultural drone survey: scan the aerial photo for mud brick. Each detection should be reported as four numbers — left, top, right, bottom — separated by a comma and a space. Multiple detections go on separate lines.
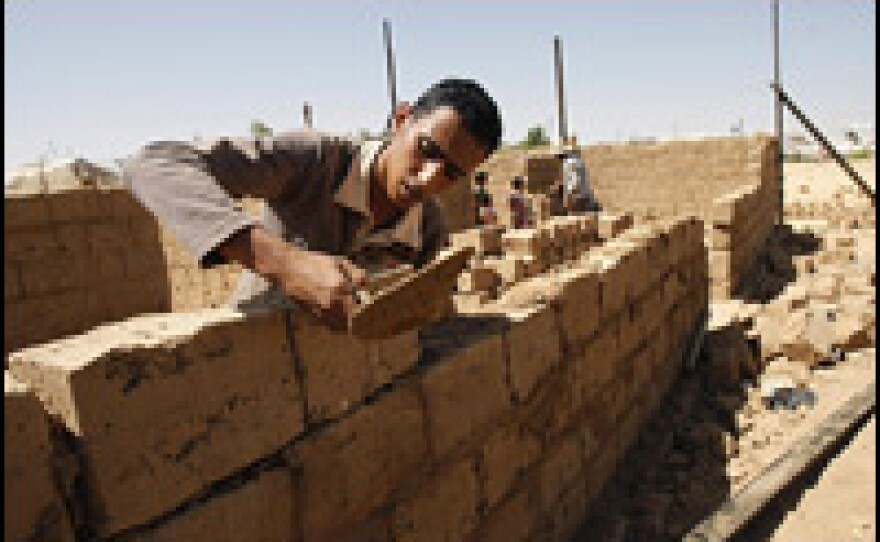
393, 458, 478, 542
291, 385, 425, 541
20, 257, 78, 296
324, 511, 393, 542
419, 317, 510, 458
630, 344, 653, 395
481, 256, 528, 286
710, 225, 733, 250
576, 325, 618, 400
574, 213, 600, 243
596, 212, 633, 240
538, 433, 584, 510
611, 240, 650, 302
481, 420, 541, 508
121, 249, 167, 279
121, 469, 294, 542
367, 329, 420, 390
553, 267, 601, 349
7, 310, 303, 537
88, 221, 129, 251
616, 402, 642, 458
450, 225, 504, 256
45, 187, 99, 222
530, 193, 554, 223
4, 192, 52, 230
294, 318, 373, 423
127, 217, 163, 247
94, 250, 129, 281
453, 291, 490, 312
683, 216, 707, 258
583, 254, 626, 319
502, 228, 547, 259
525, 153, 562, 191
546, 478, 589, 542
55, 222, 91, 254
476, 485, 539, 542
5, 373, 75, 542
4, 263, 22, 301
457, 266, 500, 293
501, 306, 561, 401
4, 227, 64, 262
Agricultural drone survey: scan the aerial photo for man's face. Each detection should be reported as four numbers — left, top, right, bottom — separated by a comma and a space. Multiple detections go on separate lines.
380, 105, 488, 209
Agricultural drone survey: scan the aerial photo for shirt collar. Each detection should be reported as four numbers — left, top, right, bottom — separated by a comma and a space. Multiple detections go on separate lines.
333, 139, 424, 251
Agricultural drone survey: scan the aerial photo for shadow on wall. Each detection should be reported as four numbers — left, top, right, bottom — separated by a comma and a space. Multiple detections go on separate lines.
736, 224, 823, 304
578, 320, 757, 541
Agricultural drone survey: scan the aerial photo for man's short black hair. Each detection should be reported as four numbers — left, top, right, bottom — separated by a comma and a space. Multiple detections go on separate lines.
412, 78, 502, 154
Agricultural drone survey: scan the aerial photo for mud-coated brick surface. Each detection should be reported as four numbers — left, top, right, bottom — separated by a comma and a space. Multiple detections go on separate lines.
7, 309, 303, 538
4, 372, 75, 542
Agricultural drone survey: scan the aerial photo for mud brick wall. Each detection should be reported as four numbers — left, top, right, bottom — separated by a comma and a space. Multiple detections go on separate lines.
579, 136, 779, 221
5, 372, 76, 542
6, 215, 708, 541
708, 180, 777, 298
4, 184, 168, 355
4, 183, 257, 354
478, 135, 779, 298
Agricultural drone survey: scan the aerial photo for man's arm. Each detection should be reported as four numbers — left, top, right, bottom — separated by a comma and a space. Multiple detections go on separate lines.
120, 132, 365, 326
218, 225, 365, 328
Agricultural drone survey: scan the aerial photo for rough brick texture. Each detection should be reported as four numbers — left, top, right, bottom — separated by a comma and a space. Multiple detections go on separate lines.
4, 372, 75, 542
3, 211, 708, 541
4, 180, 261, 355
7, 309, 303, 537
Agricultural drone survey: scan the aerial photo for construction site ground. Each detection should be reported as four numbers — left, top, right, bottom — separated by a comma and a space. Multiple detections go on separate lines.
578, 159, 876, 542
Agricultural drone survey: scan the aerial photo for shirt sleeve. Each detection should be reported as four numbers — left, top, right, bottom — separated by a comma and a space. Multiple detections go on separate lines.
119, 132, 350, 268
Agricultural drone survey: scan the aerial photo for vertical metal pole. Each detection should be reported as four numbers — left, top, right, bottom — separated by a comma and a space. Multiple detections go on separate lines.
383, 19, 398, 128
774, 0, 784, 223
303, 102, 313, 129
554, 35, 567, 145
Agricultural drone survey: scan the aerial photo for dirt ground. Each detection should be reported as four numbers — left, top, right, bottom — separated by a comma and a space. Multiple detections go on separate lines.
759, 415, 875, 541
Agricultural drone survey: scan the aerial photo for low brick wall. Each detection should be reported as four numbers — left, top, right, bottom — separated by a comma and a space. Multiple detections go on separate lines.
6, 215, 707, 541
478, 135, 780, 298
3, 182, 254, 355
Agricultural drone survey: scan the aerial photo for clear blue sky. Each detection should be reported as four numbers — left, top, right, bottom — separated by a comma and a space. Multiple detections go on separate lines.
4, 0, 876, 171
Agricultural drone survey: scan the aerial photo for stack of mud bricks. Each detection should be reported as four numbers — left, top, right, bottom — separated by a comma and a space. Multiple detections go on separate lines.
451, 213, 605, 308
4, 182, 168, 356
707, 179, 777, 298
5, 214, 708, 541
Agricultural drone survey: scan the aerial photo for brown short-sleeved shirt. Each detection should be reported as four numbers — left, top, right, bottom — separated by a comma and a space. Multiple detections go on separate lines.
120, 130, 448, 312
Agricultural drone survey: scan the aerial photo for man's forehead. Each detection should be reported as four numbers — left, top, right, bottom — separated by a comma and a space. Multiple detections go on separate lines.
415, 106, 488, 170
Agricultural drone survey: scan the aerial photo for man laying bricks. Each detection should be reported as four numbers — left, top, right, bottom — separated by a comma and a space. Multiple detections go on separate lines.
121, 78, 502, 329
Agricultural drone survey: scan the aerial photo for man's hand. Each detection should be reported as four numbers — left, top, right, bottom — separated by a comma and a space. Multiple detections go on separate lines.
217, 226, 367, 330
279, 248, 367, 330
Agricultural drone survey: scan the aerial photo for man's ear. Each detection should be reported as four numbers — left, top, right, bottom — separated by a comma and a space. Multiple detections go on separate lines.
392, 102, 412, 135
